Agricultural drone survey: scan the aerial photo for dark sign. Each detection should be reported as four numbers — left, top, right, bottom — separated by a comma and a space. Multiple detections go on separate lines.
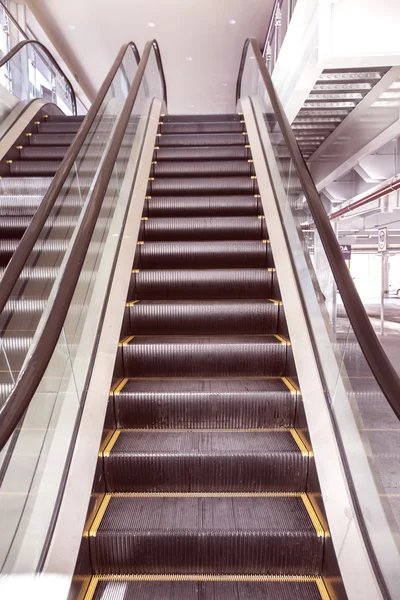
340, 244, 351, 260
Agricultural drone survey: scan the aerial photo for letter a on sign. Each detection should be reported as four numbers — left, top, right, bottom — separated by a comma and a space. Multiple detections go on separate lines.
378, 228, 387, 252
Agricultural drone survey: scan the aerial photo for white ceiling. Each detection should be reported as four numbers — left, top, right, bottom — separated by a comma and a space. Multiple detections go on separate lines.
26, 0, 274, 114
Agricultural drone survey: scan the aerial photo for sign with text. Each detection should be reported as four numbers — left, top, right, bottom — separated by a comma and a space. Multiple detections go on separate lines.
340, 244, 351, 260
378, 227, 387, 252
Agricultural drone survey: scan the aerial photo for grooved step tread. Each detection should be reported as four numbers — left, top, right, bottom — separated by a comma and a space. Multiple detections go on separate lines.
85, 577, 330, 600
88, 495, 324, 575
102, 430, 308, 493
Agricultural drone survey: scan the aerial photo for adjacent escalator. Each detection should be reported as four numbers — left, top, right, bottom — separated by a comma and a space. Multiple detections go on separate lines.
78, 114, 334, 599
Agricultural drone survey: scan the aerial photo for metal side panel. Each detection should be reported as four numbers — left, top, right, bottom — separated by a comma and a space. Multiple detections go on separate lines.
42, 99, 162, 585
241, 97, 385, 600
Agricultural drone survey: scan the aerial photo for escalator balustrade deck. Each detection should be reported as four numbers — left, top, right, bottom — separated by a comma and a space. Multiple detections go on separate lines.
78, 114, 333, 599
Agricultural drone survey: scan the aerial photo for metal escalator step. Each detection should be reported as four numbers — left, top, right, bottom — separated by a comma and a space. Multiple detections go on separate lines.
0, 177, 53, 194
145, 195, 261, 217
162, 114, 241, 123
130, 269, 274, 300
154, 146, 251, 160
28, 133, 76, 146
89, 578, 328, 600
135, 241, 272, 269
20, 146, 68, 160
0, 334, 32, 372
158, 133, 248, 147
113, 378, 297, 429
0, 238, 73, 268
9, 161, 61, 176
151, 160, 254, 177
44, 115, 85, 122
141, 217, 266, 241
125, 300, 280, 335
148, 176, 258, 196
89, 495, 324, 575
159, 122, 245, 134
103, 430, 308, 492
120, 335, 290, 377
37, 121, 82, 134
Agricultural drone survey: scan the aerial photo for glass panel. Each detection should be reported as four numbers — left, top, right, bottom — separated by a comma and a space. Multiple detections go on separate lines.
0, 44, 163, 574
263, 0, 299, 73
239, 43, 400, 595
0, 41, 75, 124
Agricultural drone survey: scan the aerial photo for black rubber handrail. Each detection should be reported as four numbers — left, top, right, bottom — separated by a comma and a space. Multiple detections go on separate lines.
236, 37, 400, 421
0, 40, 78, 115
0, 39, 166, 451
0, 41, 140, 317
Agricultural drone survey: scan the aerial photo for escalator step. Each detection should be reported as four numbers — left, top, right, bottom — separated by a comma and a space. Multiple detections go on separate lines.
20, 146, 68, 160
129, 269, 274, 300
148, 176, 258, 196
135, 241, 271, 269
89, 495, 323, 575
9, 161, 61, 176
88, 579, 328, 600
103, 430, 308, 492
0, 177, 53, 194
112, 378, 297, 429
141, 217, 267, 241
154, 146, 251, 160
159, 122, 245, 134
37, 122, 82, 134
151, 160, 254, 177
158, 133, 248, 147
28, 133, 76, 146
126, 300, 280, 335
145, 195, 261, 217
45, 114, 85, 122
120, 335, 290, 378
162, 114, 241, 123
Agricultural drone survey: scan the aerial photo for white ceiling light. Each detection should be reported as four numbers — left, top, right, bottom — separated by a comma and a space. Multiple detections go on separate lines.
185, 56, 193, 61
68, 25, 76, 30
147, 22, 155, 27
228, 19, 236, 25
221, 82, 228, 87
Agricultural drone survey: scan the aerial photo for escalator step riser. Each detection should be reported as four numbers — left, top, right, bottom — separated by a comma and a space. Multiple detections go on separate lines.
37, 122, 82, 134
121, 339, 289, 378
90, 496, 323, 575
135, 243, 271, 269
158, 133, 248, 147
129, 270, 274, 300
151, 160, 254, 177
148, 177, 258, 196
154, 147, 251, 161
145, 196, 261, 217
113, 388, 296, 430
28, 133, 76, 146
104, 431, 307, 492
89, 580, 327, 600
162, 114, 241, 123
45, 115, 86, 123
141, 217, 266, 242
159, 122, 245, 134
126, 301, 279, 335
9, 161, 62, 176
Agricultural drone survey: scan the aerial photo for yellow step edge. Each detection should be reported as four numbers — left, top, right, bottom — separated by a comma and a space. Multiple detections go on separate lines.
141, 217, 149, 220
89, 494, 112, 537
16, 145, 23, 149
262, 239, 270, 244
98, 430, 116, 455
137, 240, 144, 245
113, 377, 128, 395
118, 427, 292, 433
118, 335, 135, 346
268, 299, 283, 305
317, 578, 333, 600
75, 576, 91, 600
274, 334, 290, 344
281, 376, 298, 394
290, 428, 313, 457
82, 493, 106, 537
102, 430, 120, 457
82, 577, 97, 600
89, 574, 329, 584
126, 300, 140, 306
104, 492, 303, 498
302, 494, 327, 538
267, 267, 276, 272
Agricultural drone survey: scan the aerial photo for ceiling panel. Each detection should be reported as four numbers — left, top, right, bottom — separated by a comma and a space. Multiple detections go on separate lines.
27, 0, 274, 114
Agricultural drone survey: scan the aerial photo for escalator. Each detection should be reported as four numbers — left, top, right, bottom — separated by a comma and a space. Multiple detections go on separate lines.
78, 113, 332, 599
1, 37, 400, 600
